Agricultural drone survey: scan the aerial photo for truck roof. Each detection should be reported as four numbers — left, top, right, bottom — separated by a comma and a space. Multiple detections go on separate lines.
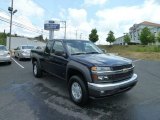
49, 39, 89, 42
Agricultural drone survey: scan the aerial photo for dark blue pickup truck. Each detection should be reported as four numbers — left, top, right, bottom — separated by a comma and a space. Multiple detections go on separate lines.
31, 39, 138, 105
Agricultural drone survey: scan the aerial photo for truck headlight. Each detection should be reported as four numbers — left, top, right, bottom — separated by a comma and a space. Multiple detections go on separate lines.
91, 66, 111, 71
91, 66, 110, 82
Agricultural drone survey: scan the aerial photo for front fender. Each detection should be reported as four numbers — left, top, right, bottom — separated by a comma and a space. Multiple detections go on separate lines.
66, 60, 93, 83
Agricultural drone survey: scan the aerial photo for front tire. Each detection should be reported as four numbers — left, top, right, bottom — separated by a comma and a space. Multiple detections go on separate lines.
33, 61, 42, 78
68, 75, 89, 106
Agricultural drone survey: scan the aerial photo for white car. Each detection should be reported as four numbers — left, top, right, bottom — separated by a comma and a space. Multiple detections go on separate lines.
14, 45, 34, 60
0, 45, 11, 64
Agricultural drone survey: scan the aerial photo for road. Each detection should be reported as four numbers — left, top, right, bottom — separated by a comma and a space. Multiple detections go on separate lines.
0, 58, 160, 120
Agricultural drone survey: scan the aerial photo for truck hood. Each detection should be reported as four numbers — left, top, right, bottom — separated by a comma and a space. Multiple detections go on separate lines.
71, 53, 132, 67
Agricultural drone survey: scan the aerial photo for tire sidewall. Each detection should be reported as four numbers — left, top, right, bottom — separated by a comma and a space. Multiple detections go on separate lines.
33, 61, 42, 78
68, 75, 88, 105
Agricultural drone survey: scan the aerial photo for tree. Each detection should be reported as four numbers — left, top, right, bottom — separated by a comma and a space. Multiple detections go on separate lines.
157, 32, 160, 43
34, 35, 44, 41
106, 31, 115, 45
0, 32, 7, 45
140, 27, 155, 45
123, 33, 131, 45
89, 28, 99, 43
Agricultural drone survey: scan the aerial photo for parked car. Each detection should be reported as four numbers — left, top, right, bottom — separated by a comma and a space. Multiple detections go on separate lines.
34, 45, 45, 50
31, 39, 138, 105
0, 45, 11, 64
14, 45, 34, 60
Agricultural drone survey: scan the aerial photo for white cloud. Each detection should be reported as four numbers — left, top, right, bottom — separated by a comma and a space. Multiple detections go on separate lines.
61, 8, 92, 39
0, 0, 45, 38
95, 0, 160, 44
68, 8, 87, 24
14, 0, 44, 17
60, 0, 160, 44
1, 0, 160, 45
84, 0, 108, 5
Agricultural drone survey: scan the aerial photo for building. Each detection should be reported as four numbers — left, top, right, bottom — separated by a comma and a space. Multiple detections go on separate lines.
6, 37, 46, 50
129, 21, 160, 44
113, 36, 125, 45
114, 21, 160, 45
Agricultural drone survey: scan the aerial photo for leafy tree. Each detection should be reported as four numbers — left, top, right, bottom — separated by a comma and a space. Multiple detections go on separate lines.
123, 33, 131, 45
106, 31, 115, 45
140, 27, 155, 45
157, 32, 160, 43
34, 35, 44, 41
0, 32, 7, 45
89, 28, 99, 43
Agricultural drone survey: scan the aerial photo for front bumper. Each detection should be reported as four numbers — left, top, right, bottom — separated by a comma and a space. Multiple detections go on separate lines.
88, 74, 138, 98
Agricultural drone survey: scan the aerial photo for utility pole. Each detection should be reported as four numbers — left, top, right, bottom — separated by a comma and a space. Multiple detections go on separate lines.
80, 33, 83, 39
60, 21, 66, 39
8, 0, 17, 50
64, 21, 66, 39
75, 30, 77, 39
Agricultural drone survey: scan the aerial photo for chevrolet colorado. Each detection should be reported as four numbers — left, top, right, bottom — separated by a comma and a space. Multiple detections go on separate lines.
31, 39, 138, 105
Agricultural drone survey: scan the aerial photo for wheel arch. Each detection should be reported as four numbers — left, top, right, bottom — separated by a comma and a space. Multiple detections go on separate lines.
66, 61, 93, 84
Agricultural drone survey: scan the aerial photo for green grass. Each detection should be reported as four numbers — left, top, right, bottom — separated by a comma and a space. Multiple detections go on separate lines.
99, 45, 160, 53
98, 45, 160, 61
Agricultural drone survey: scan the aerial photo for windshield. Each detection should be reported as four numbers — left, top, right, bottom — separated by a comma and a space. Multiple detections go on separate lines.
64, 40, 103, 55
22, 46, 34, 50
0, 46, 7, 51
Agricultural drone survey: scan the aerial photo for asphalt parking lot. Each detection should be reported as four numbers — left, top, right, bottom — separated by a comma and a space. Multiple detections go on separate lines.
0, 58, 160, 120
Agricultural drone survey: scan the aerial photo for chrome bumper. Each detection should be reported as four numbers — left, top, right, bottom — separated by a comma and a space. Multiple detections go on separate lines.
88, 74, 138, 97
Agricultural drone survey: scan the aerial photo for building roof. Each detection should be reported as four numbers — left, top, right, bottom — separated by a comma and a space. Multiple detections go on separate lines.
129, 21, 160, 30
140, 21, 160, 27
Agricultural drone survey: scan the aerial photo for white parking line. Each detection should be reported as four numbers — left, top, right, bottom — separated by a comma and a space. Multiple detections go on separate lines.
133, 59, 142, 63
11, 58, 24, 69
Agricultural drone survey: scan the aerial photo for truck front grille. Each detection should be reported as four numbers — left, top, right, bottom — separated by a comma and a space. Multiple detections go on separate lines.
107, 69, 133, 82
112, 64, 132, 71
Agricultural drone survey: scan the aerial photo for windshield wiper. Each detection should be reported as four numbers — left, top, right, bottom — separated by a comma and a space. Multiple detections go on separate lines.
86, 52, 100, 54
71, 52, 86, 55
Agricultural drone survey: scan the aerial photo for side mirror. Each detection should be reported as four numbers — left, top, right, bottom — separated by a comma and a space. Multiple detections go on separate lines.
55, 51, 67, 58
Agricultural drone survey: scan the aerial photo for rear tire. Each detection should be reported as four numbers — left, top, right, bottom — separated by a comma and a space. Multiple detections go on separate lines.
68, 75, 89, 106
33, 61, 42, 78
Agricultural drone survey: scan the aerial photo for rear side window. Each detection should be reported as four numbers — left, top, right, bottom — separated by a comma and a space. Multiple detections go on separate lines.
45, 41, 53, 53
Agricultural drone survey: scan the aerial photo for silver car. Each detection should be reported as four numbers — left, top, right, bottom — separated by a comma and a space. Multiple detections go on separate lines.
14, 45, 34, 60
0, 45, 12, 64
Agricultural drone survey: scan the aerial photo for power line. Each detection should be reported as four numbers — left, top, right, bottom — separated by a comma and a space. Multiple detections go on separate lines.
0, 16, 49, 36
0, 7, 49, 35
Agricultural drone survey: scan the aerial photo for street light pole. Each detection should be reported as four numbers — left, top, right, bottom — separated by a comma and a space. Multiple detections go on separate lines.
8, 0, 13, 51
64, 21, 66, 39
8, 0, 17, 50
80, 33, 82, 39
60, 21, 66, 39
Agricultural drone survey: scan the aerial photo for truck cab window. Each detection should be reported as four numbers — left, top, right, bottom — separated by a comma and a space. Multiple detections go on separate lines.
51, 41, 64, 53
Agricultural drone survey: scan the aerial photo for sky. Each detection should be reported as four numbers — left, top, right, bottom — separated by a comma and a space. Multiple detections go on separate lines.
0, 0, 160, 44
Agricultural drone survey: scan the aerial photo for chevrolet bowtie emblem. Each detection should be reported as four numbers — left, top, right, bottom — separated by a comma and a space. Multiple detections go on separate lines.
122, 68, 128, 72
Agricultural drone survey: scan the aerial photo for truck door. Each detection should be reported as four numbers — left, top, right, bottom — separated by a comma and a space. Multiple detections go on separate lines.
41, 40, 53, 72
49, 41, 68, 79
